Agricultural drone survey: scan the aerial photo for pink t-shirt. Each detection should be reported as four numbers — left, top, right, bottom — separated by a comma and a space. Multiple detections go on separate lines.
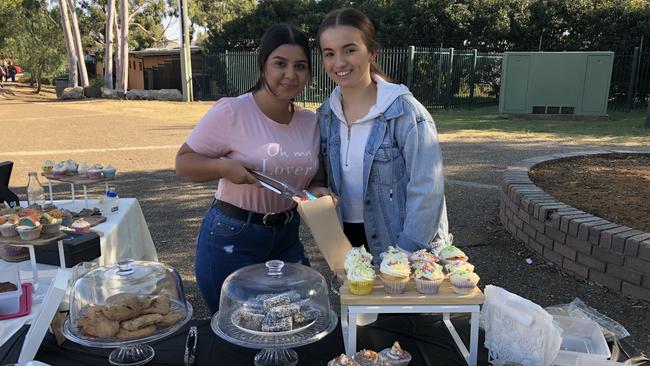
186, 93, 319, 213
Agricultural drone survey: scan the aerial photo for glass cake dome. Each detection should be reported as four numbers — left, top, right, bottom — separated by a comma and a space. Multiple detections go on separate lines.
213, 260, 338, 366
63, 259, 192, 366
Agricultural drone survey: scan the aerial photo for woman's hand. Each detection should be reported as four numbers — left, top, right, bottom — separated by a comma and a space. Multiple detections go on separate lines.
219, 159, 261, 186
308, 186, 339, 206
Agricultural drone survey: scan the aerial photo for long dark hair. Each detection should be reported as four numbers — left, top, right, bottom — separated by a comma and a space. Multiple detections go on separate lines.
249, 23, 312, 93
317, 8, 391, 82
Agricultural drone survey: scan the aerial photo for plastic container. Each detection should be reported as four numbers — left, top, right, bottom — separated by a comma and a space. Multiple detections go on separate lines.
105, 187, 119, 214
575, 356, 624, 365
552, 315, 611, 366
0, 268, 22, 315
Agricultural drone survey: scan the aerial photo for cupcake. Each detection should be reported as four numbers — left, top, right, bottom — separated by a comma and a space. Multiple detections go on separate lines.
16, 217, 42, 241
87, 168, 103, 179
445, 262, 475, 275
51, 164, 65, 178
328, 354, 360, 366
344, 246, 373, 273
439, 245, 468, 266
40, 213, 61, 234
379, 342, 411, 366
381, 246, 409, 264
102, 164, 117, 178
64, 160, 78, 175
449, 270, 480, 295
347, 263, 376, 296
71, 218, 91, 233
379, 257, 411, 294
0, 214, 19, 237
42, 160, 54, 174
353, 349, 381, 366
414, 262, 445, 294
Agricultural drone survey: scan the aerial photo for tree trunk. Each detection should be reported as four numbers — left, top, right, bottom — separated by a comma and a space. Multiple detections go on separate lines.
67, 0, 89, 87
114, 7, 122, 91
34, 72, 41, 94
104, 0, 116, 89
117, 0, 129, 92
58, 0, 78, 87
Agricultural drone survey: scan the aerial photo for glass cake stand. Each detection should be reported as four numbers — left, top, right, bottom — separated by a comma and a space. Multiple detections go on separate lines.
211, 260, 339, 366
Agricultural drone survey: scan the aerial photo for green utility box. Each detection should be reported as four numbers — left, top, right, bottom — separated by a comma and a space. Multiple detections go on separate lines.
499, 52, 614, 118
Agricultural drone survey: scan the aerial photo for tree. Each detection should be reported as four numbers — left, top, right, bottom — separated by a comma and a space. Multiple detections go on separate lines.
5, 0, 67, 93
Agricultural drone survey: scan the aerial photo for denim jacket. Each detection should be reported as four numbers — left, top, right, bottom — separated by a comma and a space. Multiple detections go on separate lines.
317, 93, 450, 259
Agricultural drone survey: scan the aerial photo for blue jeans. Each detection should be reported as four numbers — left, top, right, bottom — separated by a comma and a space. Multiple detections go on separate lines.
195, 204, 309, 314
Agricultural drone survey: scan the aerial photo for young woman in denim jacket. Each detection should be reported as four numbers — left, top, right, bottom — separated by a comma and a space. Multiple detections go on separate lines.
176, 24, 318, 313
309, 8, 451, 262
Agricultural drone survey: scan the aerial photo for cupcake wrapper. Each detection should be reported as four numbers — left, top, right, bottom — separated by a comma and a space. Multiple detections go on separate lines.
451, 285, 475, 295
348, 280, 374, 296
0, 225, 18, 237
415, 278, 443, 294
380, 277, 408, 294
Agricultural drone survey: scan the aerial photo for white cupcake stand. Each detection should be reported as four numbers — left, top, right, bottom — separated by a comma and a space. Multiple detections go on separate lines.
339, 277, 483, 366
41, 174, 114, 208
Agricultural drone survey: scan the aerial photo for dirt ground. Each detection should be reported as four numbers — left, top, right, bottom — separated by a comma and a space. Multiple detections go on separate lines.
530, 154, 650, 233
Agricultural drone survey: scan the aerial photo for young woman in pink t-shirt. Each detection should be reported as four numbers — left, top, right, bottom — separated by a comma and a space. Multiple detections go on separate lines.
176, 24, 319, 313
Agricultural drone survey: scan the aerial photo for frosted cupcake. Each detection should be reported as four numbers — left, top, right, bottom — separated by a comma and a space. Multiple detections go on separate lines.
0, 214, 19, 237
353, 349, 381, 366
42, 160, 54, 174
449, 270, 480, 295
409, 249, 439, 271
414, 262, 445, 294
40, 213, 62, 234
381, 246, 409, 264
16, 217, 42, 241
379, 257, 410, 294
347, 263, 376, 296
102, 165, 117, 178
379, 342, 411, 366
439, 245, 468, 266
445, 262, 474, 275
71, 218, 91, 233
344, 246, 373, 273
328, 354, 360, 366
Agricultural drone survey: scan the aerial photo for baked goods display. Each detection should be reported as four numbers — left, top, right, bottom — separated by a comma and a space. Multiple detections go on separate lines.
231, 290, 321, 334
379, 341, 412, 366
328, 342, 413, 366
42, 160, 117, 180
75, 294, 184, 340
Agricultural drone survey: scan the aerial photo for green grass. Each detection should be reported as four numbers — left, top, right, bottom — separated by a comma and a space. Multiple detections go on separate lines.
431, 106, 650, 145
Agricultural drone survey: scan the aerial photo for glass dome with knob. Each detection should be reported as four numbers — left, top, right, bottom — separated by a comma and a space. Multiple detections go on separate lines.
212, 260, 338, 366
62, 259, 193, 366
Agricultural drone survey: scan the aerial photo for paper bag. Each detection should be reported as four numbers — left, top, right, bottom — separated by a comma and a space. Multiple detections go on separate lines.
297, 196, 351, 271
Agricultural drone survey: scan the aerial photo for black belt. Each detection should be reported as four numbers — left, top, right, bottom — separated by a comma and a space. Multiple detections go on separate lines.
213, 200, 296, 227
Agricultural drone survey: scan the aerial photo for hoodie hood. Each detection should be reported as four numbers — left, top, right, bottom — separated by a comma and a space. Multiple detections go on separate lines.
329, 74, 412, 124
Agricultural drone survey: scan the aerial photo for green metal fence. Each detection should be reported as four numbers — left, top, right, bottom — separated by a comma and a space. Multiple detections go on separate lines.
197, 47, 503, 109
609, 47, 650, 111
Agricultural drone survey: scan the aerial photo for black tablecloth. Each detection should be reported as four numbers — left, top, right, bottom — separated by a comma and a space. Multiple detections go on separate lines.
2, 314, 648, 366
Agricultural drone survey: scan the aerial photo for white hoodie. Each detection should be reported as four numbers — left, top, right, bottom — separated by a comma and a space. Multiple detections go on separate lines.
329, 75, 411, 223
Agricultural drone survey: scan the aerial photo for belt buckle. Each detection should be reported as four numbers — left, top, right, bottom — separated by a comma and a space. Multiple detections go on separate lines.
262, 210, 293, 226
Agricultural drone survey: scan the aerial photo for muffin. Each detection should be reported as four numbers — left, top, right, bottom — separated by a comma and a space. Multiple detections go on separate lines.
102, 165, 117, 178
379, 342, 411, 366
328, 354, 360, 366
449, 270, 480, 295
16, 217, 42, 241
71, 218, 91, 233
40, 213, 62, 234
379, 257, 410, 294
414, 262, 445, 294
445, 262, 474, 275
353, 349, 381, 366
347, 263, 376, 296
439, 245, 468, 266
0, 214, 19, 237
42, 160, 54, 174
344, 246, 373, 273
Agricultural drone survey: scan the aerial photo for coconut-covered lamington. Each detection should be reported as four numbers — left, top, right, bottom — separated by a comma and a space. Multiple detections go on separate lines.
235, 290, 320, 333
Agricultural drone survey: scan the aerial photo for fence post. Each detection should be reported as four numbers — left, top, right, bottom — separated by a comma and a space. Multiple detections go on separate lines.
445, 48, 454, 109
469, 49, 478, 109
406, 45, 415, 87
625, 47, 640, 112
646, 97, 650, 129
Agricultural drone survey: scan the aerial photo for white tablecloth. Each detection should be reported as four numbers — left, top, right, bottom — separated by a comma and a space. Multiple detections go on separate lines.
0, 197, 158, 347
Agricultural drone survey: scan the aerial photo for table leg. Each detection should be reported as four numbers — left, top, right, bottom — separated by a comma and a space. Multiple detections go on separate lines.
83, 185, 88, 208
443, 312, 470, 364
27, 245, 39, 293
47, 181, 54, 202
57, 240, 66, 268
341, 305, 349, 353
70, 183, 75, 202
469, 309, 479, 366
347, 310, 357, 356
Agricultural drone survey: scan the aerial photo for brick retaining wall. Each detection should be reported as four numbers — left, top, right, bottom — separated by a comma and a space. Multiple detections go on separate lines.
499, 150, 650, 302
